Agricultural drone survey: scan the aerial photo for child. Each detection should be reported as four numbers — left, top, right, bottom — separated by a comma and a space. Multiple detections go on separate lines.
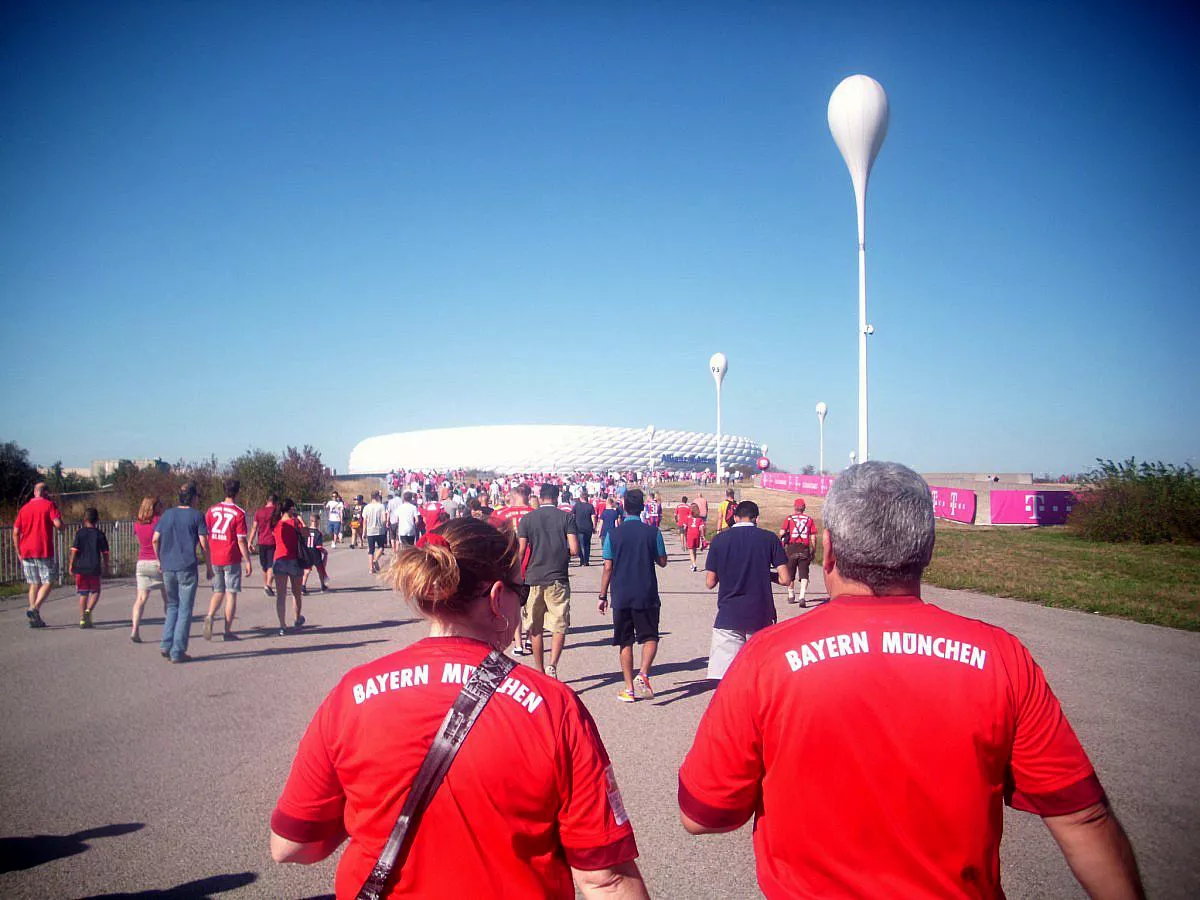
303, 513, 331, 593
70, 508, 109, 628
684, 502, 703, 572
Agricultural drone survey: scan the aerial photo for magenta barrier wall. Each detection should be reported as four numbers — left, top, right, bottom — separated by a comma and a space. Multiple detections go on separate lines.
990, 490, 1076, 526
760, 473, 835, 495
928, 486, 977, 524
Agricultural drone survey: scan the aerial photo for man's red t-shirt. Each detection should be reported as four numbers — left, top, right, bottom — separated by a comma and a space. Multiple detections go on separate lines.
254, 505, 276, 547
206, 502, 248, 566
14, 496, 61, 558
674, 504, 690, 527
490, 504, 533, 531
679, 595, 1105, 899
272, 637, 638, 898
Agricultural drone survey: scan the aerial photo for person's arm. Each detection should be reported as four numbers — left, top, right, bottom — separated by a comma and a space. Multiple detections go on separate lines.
518, 536, 529, 560
568, 533, 580, 557
705, 571, 718, 590
69, 546, 78, 575
774, 562, 793, 588
152, 531, 161, 562
598, 560, 613, 613
248, 520, 259, 551
239, 536, 253, 575
1042, 802, 1144, 900
199, 535, 212, 579
102, 550, 111, 577
269, 826, 348, 865
11, 524, 20, 559
571, 860, 650, 900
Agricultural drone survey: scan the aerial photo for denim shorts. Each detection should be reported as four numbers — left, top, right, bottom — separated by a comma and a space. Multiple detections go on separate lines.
211, 564, 242, 593
22, 558, 57, 585
273, 557, 302, 578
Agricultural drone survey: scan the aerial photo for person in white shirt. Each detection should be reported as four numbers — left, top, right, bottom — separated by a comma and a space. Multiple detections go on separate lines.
362, 491, 388, 574
385, 492, 404, 550
324, 493, 345, 546
393, 492, 422, 547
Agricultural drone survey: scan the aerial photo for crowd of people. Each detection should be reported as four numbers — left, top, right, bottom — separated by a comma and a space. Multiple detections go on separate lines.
10, 463, 1145, 898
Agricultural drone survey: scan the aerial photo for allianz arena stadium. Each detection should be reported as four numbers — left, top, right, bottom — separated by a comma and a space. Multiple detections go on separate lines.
348, 425, 763, 474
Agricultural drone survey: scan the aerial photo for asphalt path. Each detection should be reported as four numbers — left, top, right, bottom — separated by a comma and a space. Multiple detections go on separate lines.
0, 532, 1196, 899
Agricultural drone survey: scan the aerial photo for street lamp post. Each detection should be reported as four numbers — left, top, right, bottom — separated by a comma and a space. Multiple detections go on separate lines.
815, 402, 827, 475
829, 74, 889, 463
646, 424, 656, 476
709, 353, 728, 480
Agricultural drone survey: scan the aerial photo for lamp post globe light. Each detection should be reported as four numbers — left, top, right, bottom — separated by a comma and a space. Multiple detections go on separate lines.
709, 353, 728, 480
815, 402, 828, 475
828, 74, 889, 463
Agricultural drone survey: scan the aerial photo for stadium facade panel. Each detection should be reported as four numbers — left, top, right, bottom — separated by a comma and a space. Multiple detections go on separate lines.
348, 425, 762, 474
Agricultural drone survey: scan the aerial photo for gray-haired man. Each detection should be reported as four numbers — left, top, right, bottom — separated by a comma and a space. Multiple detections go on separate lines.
679, 461, 1143, 899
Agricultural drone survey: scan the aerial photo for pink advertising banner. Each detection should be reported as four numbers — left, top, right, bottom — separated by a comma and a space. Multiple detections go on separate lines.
990, 490, 1076, 526
928, 486, 977, 524
760, 473, 836, 496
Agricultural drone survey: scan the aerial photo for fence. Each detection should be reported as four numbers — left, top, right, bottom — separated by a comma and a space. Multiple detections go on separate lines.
1, 520, 141, 586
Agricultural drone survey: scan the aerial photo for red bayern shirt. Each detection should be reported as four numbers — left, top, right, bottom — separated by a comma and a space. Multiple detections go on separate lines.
674, 503, 690, 527
679, 595, 1105, 899
205, 502, 248, 566
489, 504, 533, 531
14, 496, 61, 558
272, 637, 638, 899
782, 513, 815, 546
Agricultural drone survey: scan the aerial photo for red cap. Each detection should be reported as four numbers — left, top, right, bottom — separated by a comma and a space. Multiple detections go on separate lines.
793, 498, 806, 511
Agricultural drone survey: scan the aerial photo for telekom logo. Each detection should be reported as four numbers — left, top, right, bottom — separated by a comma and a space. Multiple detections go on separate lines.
1024, 494, 1044, 521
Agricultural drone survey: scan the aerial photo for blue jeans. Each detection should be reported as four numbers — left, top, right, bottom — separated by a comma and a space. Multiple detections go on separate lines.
578, 531, 593, 565
161, 566, 199, 660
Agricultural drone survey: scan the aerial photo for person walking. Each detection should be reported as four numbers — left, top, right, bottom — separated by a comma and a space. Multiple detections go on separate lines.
702, 500, 791, 679
270, 498, 307, 634
249, 494, 278, 597
203, 478, 252, 642
779, 497, 820, 606
641, 492, 662, 529
324, 491, 345, 546
598, 490, 667, 703
302, 512, 331, 593
385, 491, 404, 550
12, 482, 64, 628
269, 517, 647, 899
363, 490, 388, 574
679, 462, 1144, 899
349, 496, 365, 549
683, 503, 704, 572
393, 491, 421, 547
517, 484, 579, 678
130, 497, 166, 643
572, 492, 597, 566
716, 489, 737, 532
673, 496, 690, 548
69, 507, 109, 629
153, 482, 210, 664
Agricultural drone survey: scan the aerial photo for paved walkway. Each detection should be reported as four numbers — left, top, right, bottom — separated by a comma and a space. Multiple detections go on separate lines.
0, 532, 1196, 898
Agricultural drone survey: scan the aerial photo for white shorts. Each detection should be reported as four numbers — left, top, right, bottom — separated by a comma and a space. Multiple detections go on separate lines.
708, 627, 756, 680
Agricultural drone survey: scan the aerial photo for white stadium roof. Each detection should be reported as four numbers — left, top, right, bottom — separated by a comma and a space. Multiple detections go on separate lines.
348, 425, 763, 474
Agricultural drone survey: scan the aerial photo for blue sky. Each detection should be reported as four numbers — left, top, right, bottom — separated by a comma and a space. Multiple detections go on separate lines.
2, 1, 1196, 475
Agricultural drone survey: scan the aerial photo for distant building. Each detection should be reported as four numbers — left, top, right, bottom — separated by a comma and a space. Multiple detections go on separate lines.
90, 459, 164, 480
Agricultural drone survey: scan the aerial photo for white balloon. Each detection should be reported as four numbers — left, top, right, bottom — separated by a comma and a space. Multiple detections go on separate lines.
828, 75, 889, 245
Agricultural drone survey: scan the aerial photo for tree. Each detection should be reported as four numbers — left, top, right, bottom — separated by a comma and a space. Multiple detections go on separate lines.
230, 449, 284, 512
281, 445, 331, 503
45, 461, 99, 494
0, 441, 40, 503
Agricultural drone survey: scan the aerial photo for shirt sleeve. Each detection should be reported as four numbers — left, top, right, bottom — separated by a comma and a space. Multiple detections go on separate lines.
72, 531, 83, 550
1003, 636, 1105, 816
556, 695, 639, 870
236, 510, 248, 538
565, 514, 578, 536
517, 515, 530, 539
678, 647, 763, 829
99, 531, 110, 553
655, 530, 666, 556
197, 511, 209, 537
770, 534, 787, 567
271, 697, 347, 842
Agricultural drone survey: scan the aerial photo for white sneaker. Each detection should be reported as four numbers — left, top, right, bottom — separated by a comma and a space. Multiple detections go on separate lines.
634, 672, 654, 698
546, 664, 558, 680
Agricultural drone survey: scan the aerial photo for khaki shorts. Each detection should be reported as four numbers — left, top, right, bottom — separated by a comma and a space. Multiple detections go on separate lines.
523, 581, 571, 635
136, 560, 163, 591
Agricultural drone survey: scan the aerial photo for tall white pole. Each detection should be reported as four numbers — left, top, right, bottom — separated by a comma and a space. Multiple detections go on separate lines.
709, 353, 728, 481
829, 75, 889, 462
815, 402, 827, 475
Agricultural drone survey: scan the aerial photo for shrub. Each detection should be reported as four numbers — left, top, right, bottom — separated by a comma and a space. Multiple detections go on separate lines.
1068, 458, 1200, 544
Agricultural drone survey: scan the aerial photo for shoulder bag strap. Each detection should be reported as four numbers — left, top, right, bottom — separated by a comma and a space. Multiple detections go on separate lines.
356, 649, 517, 900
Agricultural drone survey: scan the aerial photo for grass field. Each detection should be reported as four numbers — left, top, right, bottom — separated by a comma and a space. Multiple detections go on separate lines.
670, 483, 1200, 632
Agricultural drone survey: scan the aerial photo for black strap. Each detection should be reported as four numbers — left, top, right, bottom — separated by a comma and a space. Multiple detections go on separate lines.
356, 649, 517, 900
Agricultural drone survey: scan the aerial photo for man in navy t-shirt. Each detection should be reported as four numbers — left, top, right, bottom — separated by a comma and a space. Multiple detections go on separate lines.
703, 500, 791, 679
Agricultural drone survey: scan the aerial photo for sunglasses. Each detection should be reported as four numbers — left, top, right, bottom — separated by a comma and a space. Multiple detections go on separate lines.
504, 580, 530, 606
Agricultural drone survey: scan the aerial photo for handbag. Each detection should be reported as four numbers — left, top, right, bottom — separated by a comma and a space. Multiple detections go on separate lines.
356, 649, 517, 900
295, 521, 316, 567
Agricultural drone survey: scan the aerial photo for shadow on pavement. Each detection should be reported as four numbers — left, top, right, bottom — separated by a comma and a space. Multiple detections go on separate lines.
301, 619, 416, 636
568, 631, 673, 650
652, 678, 717, 707
192, 640, 388, 663
79, 871, 257, 898
570, 657, 709, 696
0, 822, 144, 874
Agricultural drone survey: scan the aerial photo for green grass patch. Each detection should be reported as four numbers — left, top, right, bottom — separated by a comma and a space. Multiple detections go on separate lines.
0, 582, 30, 599
925, 526, 1200, 631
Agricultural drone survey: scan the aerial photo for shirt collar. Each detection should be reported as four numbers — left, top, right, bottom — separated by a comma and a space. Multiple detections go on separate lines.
732, 521, 755, 528
830, 594, 924, 606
